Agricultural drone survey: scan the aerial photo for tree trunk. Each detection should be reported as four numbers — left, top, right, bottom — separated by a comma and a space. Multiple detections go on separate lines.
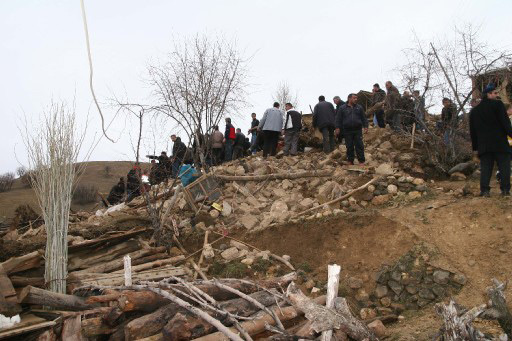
19, 285, 98, 311
0, 250, 43, 275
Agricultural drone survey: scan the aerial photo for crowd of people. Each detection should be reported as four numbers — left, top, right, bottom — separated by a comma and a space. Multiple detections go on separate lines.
105, 80, 512, 204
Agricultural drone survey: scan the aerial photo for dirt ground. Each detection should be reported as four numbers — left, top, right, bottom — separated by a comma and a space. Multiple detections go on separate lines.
234, 178, 512, 340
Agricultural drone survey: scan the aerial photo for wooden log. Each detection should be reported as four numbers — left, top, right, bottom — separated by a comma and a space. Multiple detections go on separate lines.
0, 250, 43, 275
67, 227, 148, 252
286, 282, 377, 341
194, 231, 210, 280
162, 290, 281, 340
321, 264, 341, 341
68, 239, 142, 271
10, 276, 45, 287
61, 315, 82, 341
434, 299, 487, 340
294, 177, 379, 218
173, 235, 208, 280
18, 285, 98, 311
192, 296, 327, 341
81, 316, 115, 337
112, 255, 185, 274
124, 303, 181, 340
68, 265, 186, 287
72, 246, 166, 275
0, 264, 21, 316
215, 170, 333, 182
118, 290, 169, 313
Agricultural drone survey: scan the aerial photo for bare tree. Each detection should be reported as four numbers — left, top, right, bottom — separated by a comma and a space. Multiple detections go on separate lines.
21, 101, 86, 293
147, 34, 249, 167
397, 25, 512, 173
273, 81, 299, 108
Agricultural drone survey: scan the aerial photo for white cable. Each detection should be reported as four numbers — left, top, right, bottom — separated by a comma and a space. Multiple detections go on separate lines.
79, 0, 115, 143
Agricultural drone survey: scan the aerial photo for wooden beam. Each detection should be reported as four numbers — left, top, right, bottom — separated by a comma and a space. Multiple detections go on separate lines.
18, 286, 98, 311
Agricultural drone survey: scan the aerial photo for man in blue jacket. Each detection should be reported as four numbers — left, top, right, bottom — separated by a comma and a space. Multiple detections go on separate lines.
335, 93, 368, 165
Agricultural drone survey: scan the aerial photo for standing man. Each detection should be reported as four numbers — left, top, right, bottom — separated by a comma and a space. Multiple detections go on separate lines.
258, 102, 283, 157
384, 81, 401, 131
333, 96, 345, 142
371, 83, 386, 128
232, 128, 246, 159
336, 93, 368, 165
399, 91, 415, 130
171, 135, 187, 178
313, 95, 336, 153
210, 125, 224, 165
282, 103, 302, 156
223, 118, 236, 161
441, 98, 457, 145
248, 113, 259, 155
470, 84, 512, 197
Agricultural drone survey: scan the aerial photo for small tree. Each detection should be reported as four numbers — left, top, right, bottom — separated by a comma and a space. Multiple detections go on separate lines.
21, 101, 86, 293
0, 172, 15, 192
273, 81, 299, 108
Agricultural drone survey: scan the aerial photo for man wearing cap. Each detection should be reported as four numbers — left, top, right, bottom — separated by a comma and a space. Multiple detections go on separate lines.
470, 84, 512, 197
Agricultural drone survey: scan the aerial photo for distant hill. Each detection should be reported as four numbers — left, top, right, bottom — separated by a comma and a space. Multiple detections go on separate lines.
0, 161, 150, 220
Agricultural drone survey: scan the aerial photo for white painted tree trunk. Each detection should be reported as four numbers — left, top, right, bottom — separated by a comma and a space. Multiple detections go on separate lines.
321, 264, 341, 341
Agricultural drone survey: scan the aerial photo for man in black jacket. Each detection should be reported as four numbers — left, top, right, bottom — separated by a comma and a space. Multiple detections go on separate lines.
282, 103, 302, 156
171, 135, 187, 178
232, 128, 246, 159
470, 84, 512, 196
313, 95, 336, 153
336, 93, 368, 165
371, 83, 386, 128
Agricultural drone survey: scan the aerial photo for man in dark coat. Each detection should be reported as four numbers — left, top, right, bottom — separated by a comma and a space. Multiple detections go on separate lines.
384, 81, 401, 131
171, 135, 187, 178
371, 83, 386, 128
126, 165, 141, 202
282, 103, 302, 156
232, 128, 246, 159
470, 84, 512, 196
336, 93, 368, 165
313, 95, 336, 153
107, 177, 125, 205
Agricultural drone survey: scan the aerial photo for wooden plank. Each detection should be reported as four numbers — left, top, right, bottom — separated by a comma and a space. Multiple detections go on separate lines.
68, 239, 141, 271
67, 227, 148, 252
69, 266, 186, 287
0, 250, 43, 275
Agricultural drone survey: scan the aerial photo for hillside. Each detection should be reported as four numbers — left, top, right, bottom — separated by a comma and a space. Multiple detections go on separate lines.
0, 161, 147, 221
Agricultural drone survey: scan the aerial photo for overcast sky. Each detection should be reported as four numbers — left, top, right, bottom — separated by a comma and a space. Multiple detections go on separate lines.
1, 0, 511, 173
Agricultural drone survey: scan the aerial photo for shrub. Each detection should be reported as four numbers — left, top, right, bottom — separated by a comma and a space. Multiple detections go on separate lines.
73, 185, 98, 204
0, 172, 15, 192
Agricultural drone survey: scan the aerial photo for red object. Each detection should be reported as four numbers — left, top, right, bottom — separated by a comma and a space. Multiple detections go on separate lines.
228, 127, 236, 140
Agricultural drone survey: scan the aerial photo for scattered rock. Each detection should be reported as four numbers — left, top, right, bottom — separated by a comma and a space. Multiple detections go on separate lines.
380, 297, 392, 307
220, 247, 240, 261
376, 163, 394, 176
360, 308, 377, 320
240, 215, 259, 230
412, 178, 424, 185
372, 194, 390, 205
241, 257, 254, 265
222, 202, 232, 217
387, 184, 398, 194
229, 240, 250, 251
408, 191, 422, 200
450, 172, 466, 181
388, 280, 403, 295
367, 320, 387, 337
433, 270, 450, 285
374, 285, 388, 298
452, 273, 467, 285
418, 288, 435, 300
348, 277, 363, 289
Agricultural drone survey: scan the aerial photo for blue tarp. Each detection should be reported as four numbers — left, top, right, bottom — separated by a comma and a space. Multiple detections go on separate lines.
178, 164, 200, 186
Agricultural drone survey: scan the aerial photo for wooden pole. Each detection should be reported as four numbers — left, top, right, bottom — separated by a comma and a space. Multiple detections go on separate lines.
124, 255, 132, 286
321, 264, 341, 341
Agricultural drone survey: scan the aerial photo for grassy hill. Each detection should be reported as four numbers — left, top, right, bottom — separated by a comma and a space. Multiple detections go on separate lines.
0, 161, 150, 221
